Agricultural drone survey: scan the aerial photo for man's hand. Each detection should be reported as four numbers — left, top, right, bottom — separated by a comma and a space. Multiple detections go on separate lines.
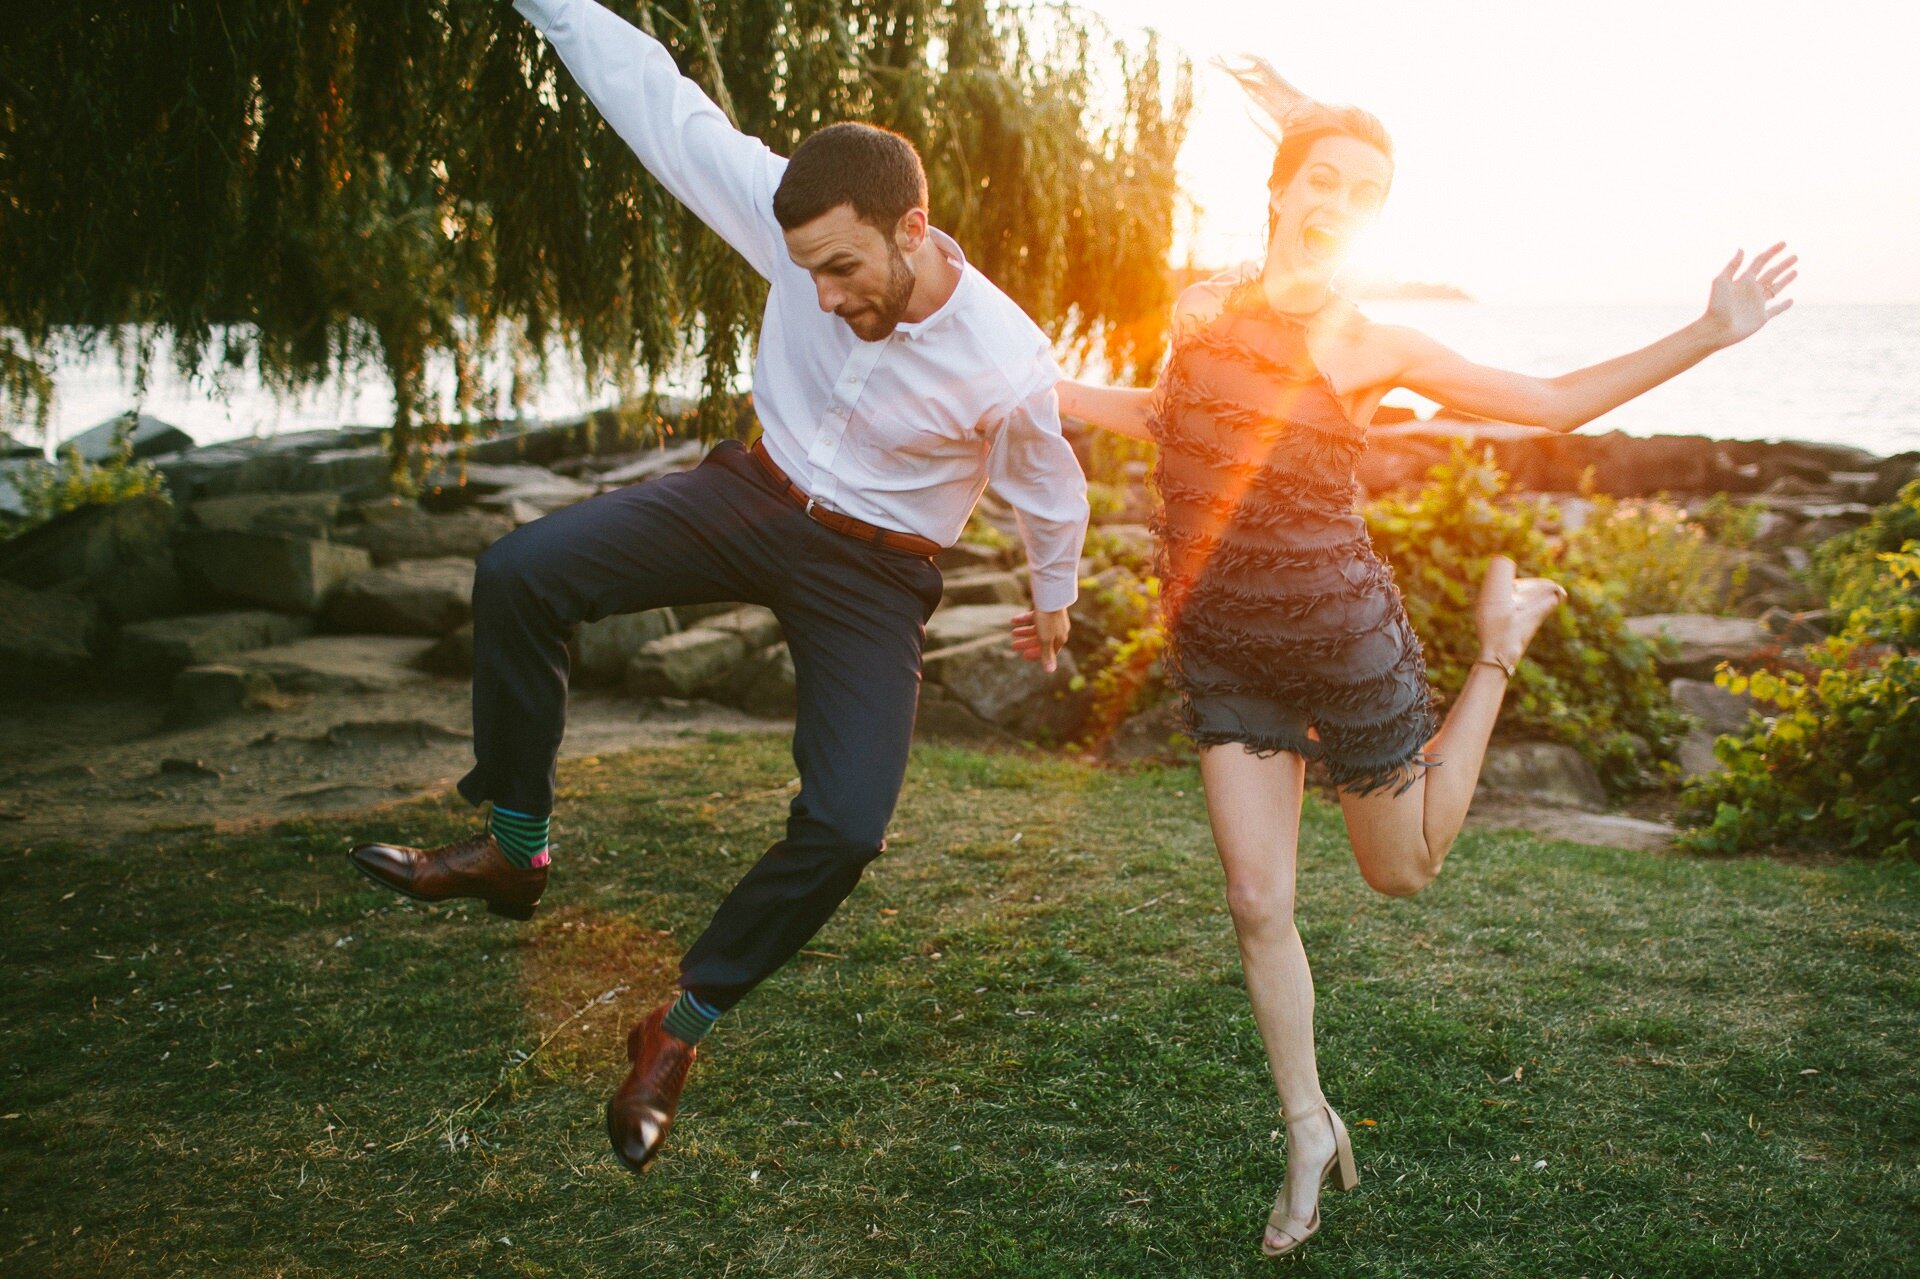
1009, 608, 1070, 673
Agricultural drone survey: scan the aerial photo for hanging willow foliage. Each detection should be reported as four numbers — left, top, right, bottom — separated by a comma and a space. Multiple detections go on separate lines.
0, 1, 1189, 484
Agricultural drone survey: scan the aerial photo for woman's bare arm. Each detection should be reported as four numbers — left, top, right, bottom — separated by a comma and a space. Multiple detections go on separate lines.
1058, 379, 1157, 440
1378, 244, 1797, 433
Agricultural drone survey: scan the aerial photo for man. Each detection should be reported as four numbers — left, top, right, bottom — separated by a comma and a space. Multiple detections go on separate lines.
347, 0, 1088, 1173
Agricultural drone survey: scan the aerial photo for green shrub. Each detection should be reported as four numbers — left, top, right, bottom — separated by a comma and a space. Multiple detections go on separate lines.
1676, 569, 1920, 858
1069, 570, 1166, 750
1363, 445, 1684, 792
1678, 490, 1919, 857
1812, 478, 1920, 642
3, 414, 169, 537
1561, 492, 1756, 616
1080, 525, 1154, 578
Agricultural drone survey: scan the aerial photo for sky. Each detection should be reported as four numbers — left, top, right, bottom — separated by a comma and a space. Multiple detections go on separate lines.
1074, 0, 1920, 303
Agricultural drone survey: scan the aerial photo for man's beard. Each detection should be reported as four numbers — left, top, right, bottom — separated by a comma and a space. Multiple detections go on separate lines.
845, 243, 917, 342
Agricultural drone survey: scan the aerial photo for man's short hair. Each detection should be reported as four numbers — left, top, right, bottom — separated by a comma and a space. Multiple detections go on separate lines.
773, 122, 929, 234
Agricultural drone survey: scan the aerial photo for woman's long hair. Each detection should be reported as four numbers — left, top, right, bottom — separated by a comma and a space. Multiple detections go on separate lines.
1213, 56, 1394, 241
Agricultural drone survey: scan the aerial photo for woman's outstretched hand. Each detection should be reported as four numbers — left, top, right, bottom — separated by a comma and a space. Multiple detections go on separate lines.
1704, 242, 1797, 345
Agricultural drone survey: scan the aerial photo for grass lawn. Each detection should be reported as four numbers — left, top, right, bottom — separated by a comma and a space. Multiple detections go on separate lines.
3, 735, 1916, 1277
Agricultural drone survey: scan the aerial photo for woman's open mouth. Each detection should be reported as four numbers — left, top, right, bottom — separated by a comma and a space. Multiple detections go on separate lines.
1302, 225, 1345, 261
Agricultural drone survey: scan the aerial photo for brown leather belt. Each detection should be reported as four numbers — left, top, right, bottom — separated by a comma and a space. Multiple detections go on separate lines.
749, 438, 942, 559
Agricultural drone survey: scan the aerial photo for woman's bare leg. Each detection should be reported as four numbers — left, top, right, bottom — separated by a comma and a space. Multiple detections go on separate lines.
1340, 556, 1567, 896
1199, 743, 1340, 1251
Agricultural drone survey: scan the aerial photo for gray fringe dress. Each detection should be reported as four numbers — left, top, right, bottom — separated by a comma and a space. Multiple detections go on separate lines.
1148, 282, 1439, 794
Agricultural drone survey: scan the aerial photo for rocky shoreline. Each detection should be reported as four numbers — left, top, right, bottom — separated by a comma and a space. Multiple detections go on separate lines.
2, 408, 1914, 822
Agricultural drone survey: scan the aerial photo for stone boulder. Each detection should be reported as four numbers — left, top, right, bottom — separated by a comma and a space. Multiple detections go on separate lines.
1796, 513, 1869, 547
65, 412, 194, 462
941, 569, 1027, 607
594, 440, 706, 484
626, 628, 747, 698
1729, 553, 1818, 617
1758, 607, 1832, 645
476, 480, 598, 520
922, 633, 1081, 739
913, 683, 1021, 746
0, 494, 174, 591
188, 491, 341, 539
0, 458, 35, 521
1478, 741, 1608, 812
1625, 613, 1772, 680
1669, 677, 1765, 779
728, 643, 797, 717
335, 508, 514, 564
283, 445, 390, 494
925, 602, 1020, 650
419, 462, 598, 519
88, 548, 186, 626
1669, 677, 1762, 737
167, 664, 277, 726
423, 623, 474, 676
152, 428, 387, 500
229, 635, 435, 692
1867, 452, 1920, 505
176, 530, 371, 613
0, 579, 97, 680
325, 558, 474, 636
694, 604, 783, 649
1103, 699, 1193, 763
573, 608, 678, 685
117, 610, 314, 671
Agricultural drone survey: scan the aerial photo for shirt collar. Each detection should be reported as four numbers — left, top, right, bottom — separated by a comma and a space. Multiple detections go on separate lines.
892, 227, 971, 341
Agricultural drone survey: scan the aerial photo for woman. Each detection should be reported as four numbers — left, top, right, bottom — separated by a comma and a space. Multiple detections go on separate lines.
1014, 57, 1796, 1257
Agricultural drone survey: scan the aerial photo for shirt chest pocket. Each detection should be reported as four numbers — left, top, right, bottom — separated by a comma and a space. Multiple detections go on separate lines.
847, 391, 994, 463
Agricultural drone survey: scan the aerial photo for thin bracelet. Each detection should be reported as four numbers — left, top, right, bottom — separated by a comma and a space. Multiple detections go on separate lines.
1472, 656, 1514, 679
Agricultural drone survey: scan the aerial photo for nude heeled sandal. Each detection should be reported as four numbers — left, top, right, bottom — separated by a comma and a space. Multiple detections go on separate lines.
1262, 1100, 1359, 1258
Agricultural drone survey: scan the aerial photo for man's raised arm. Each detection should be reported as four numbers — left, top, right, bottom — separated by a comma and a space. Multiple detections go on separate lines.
514, 0, 787, 279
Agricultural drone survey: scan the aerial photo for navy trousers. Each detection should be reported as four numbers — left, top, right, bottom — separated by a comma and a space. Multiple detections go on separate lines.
456, 440, 943, 1009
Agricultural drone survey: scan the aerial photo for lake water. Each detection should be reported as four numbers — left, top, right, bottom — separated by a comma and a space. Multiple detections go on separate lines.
23, 303, 1920, 458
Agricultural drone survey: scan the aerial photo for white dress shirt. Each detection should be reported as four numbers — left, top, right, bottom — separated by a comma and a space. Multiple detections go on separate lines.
514, 0, 1089, 611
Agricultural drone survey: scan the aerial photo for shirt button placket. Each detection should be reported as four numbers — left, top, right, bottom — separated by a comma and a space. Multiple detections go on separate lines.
810, 340, 884, 513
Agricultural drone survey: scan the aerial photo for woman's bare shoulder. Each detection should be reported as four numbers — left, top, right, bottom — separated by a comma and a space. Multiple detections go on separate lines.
1173, 262, 1259, 326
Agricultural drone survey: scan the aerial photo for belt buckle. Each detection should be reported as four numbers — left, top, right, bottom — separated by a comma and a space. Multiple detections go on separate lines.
804, 495, 817, 516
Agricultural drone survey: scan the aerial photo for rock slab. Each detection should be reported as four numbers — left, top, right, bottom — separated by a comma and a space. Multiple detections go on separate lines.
117, 610, 314, 671
922, 633, 1080, 739
325, 558, 475, 636
1625, 613, 1772, 680
574, 609, 678, 685
168, 664, 278, 726
0, 494, 174, 591
230, 635, 435, 692
626, 628, 746, 698
1479, 742, 1609, 812
336, 509, 514, 564
0, 579, 97, 678
188, 491, 341, 539
177, 530, 372, 613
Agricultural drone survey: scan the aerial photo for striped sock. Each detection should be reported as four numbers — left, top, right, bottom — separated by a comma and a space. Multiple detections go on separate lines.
488, 805, 551, 870
661, 991, 722, 1045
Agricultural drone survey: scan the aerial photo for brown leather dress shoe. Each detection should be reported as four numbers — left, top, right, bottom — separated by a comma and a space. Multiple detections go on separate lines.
347, 830, 547, 920
607, 1002, 697, 1172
